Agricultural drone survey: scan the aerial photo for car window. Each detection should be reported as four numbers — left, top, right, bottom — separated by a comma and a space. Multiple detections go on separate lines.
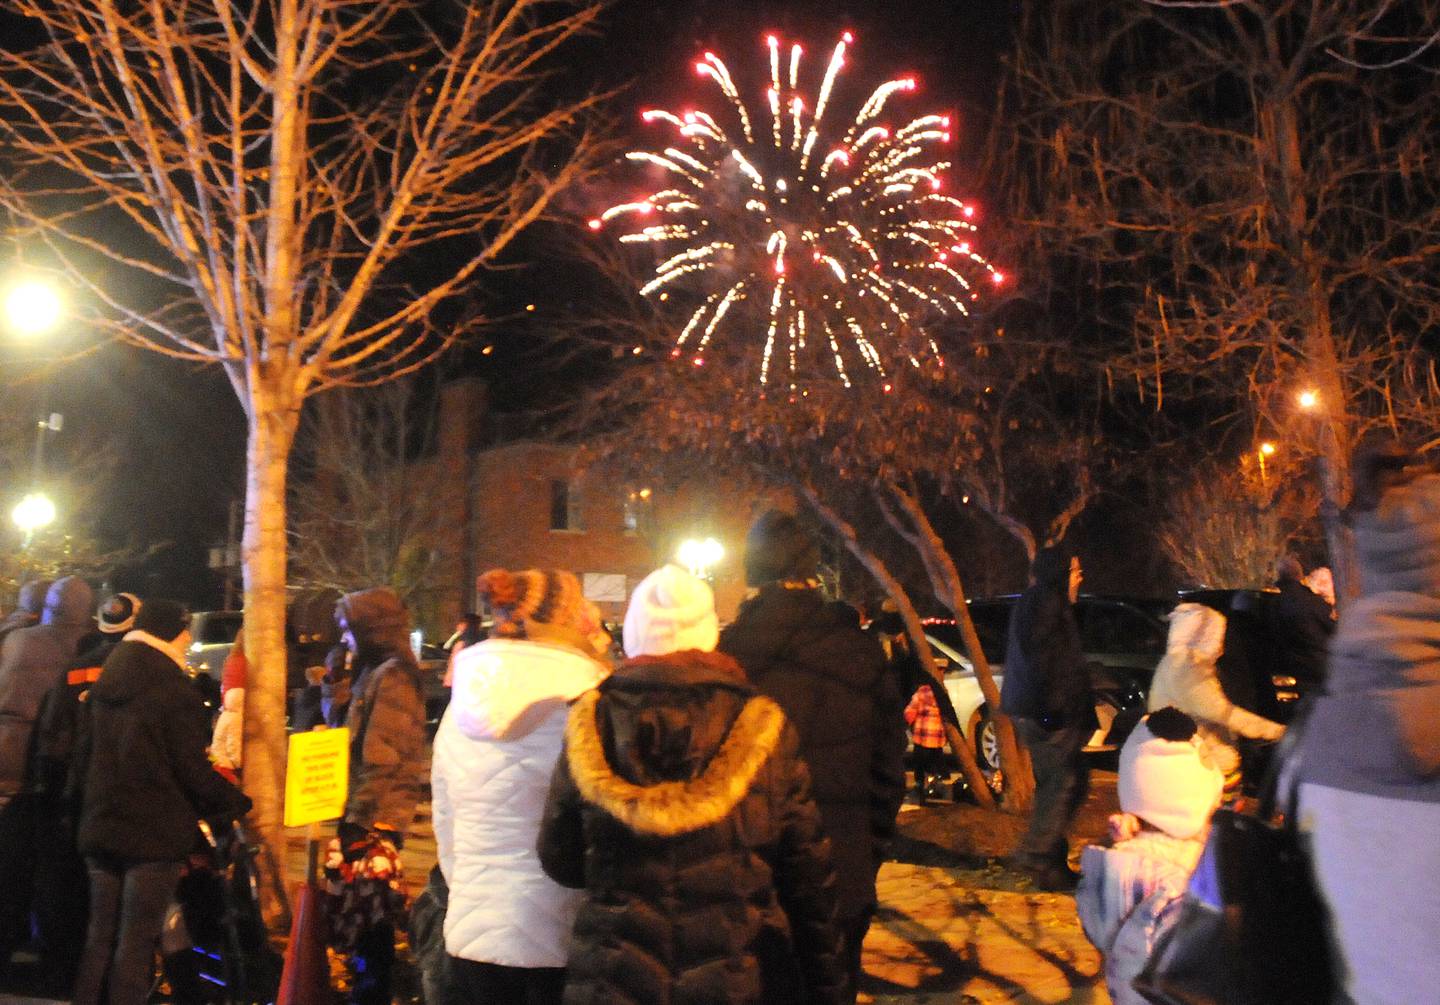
1078, 602, 1166, 657
198, 613, 243, 645
965, 602, 1012, 663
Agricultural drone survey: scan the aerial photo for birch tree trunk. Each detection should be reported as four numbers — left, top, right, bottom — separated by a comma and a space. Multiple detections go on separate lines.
889, 487, 1035, 811
797, 484, 996, 810
241, 391, 302, 925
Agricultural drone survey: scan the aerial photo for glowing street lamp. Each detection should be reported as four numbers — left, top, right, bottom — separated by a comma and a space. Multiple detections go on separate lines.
12, 492, 56, 544
3, 277, 64, 337
1258, 441, 1276, 483
677, 537, 724, 580
1297, 389, 1319, 410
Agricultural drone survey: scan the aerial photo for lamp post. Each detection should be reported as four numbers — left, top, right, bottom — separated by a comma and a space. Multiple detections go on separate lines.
3, 274, 66, 496
677, 537, 724, 582
12, 492, 56, 547
1258, 441, 1276, 484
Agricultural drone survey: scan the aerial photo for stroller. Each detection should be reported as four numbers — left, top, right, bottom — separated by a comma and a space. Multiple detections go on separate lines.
158, 818, 283, 1004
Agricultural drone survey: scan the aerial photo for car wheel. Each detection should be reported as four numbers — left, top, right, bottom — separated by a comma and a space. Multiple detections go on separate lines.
975, 712, 1001, 773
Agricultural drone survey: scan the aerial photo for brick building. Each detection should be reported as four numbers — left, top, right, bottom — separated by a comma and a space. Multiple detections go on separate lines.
425, 378, 778, 634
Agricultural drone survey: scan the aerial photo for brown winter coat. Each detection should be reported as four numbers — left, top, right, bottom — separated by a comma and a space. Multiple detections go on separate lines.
337, 588, 427, 836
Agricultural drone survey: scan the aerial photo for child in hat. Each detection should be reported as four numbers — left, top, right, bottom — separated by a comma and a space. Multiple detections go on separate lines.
1075, 707, 1224, 1005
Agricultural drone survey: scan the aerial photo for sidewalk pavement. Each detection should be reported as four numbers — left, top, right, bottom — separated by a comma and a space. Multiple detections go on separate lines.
4, 773, 1118, 1005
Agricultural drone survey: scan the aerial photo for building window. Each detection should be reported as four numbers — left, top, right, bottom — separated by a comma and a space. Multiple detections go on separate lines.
550, 478, 581, 531
623, 486, 652, 534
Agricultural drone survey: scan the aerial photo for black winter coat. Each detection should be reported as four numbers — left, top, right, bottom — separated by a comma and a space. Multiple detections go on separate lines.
718, 586, 906, 921
1000, 585, 1093, 730
1272, 576, 1335, 690
75, 635, 249, 863
538, 651, 845, 1005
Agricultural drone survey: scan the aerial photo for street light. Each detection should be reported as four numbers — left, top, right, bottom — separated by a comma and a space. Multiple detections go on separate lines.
1258, 441, 1276, 484
3, 277, 64, 337
677, 537, 724, 580
1297, 389, 1319, 410
12, 492, 56, 544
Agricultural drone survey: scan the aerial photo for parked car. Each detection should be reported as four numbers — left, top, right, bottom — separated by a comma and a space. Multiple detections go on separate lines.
186, 610, 244, 680
919, 594, 1170, 775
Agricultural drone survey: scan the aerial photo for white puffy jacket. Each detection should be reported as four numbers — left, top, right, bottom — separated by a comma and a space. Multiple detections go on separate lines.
432, 637, 605, 967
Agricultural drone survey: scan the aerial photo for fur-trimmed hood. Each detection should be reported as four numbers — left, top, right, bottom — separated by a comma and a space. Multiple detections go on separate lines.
564, 649, 787, 837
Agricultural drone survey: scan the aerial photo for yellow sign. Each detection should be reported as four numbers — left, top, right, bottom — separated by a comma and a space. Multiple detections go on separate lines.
284, 727, 350, 828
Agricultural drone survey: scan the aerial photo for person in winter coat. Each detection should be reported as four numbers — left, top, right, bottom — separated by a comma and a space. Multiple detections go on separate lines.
904, 683, 948, 804
210, 637, 246, 776
0, 575, 94, 963
70, 599, 251, 1005
1147, 603, 1284, 792
1075, 707, 1224, 1005
540, 564, 846, 1005
999, 548, 1094, 890
719, 510, 905, 999
431, 567, 606, 1002
1273, 553, 1336, 692
329, 587, 427, 1005
29, 592, 141, 982
1298, 444, 1440, 1003
0, 578, 51, 646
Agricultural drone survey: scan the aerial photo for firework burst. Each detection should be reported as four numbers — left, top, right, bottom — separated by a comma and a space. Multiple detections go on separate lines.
593, 32, 1003, 388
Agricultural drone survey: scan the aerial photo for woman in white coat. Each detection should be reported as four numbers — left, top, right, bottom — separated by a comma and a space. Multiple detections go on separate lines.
1147, 602, 1284, 791
431, 568, 607, 1003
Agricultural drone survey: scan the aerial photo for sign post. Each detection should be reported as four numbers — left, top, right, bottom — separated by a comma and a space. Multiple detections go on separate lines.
278, 727, 349, 1005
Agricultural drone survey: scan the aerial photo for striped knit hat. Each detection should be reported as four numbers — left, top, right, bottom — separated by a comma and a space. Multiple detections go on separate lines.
477, 568, 586, 639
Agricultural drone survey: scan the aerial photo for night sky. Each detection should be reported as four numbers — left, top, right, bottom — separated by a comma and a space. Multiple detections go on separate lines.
4, 0, 1016, 606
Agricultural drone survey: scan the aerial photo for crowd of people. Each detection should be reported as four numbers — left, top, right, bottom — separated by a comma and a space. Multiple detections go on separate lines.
0, 442, 1434, 1004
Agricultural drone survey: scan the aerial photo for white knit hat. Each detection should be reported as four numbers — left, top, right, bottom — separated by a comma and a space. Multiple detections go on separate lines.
1119, 709, 1224, 839
623, 565, 719, 658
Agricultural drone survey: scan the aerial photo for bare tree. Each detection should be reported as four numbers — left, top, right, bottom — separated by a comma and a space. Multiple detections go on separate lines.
289, 380, 455, 628
999, 0, 1440, 605
0, 0, 603, 912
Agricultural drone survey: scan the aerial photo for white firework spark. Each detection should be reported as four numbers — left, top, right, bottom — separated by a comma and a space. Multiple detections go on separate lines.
594, 32, 1004, 389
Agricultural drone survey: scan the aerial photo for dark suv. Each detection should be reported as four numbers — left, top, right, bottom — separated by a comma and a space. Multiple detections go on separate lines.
1178, 588, 1323, 725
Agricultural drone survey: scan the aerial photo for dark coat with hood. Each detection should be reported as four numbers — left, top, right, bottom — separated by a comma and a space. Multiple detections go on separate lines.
1000, 550, 1093, 729
0, 576, 94, 805
718, 585, 906, 922
0, 579, 51, 646
74, 633, 249, 862
337, 588, 427, 837
538, 650, 845, 1005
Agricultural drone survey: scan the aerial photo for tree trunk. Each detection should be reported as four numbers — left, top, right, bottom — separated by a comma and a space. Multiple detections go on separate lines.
889, 488, 1035, 812
797, 484, 997, 810
241, 394, 301, 928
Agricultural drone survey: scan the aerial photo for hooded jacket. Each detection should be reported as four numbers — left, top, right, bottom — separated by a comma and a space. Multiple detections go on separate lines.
0, 576, 95, 805
718, 584, 905, 922
538, 651, 845, 1005
1000, 550, 1091, 728
74, 631, 249, 862
337, 588, 427, 835
431, 636, 604, 967
0, 579, 51, 645
1147, 604, 1283, 775
1301, 473, 1440, 803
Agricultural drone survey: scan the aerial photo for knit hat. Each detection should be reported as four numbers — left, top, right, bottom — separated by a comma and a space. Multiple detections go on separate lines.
134, 599, 191, 643
1119, 708, 1224, 840
97, 593, 141, 634
623, 565, 720, 658
477, 568, 585, 639
743, 509, 821, 587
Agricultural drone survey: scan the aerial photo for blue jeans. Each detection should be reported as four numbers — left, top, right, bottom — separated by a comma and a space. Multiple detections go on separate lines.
72, 858, 183, 1005
1014, 719, 1091, 868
